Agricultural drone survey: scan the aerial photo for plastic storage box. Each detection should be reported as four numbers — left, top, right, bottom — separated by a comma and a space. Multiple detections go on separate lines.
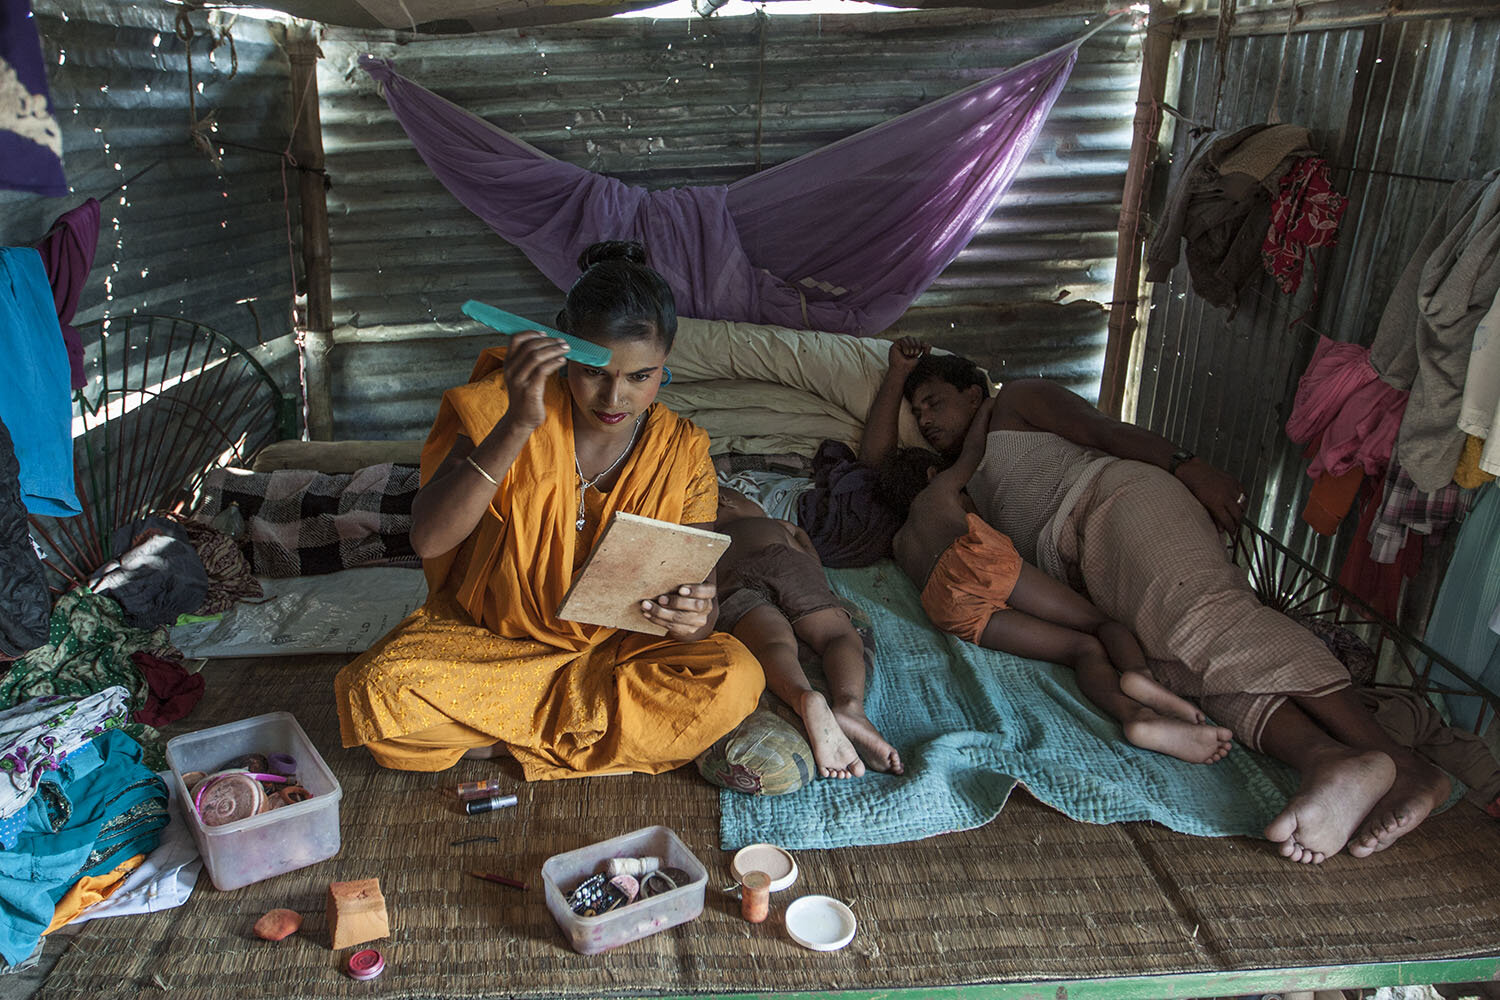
165, 711, 343, 891
542, 826, 707, 954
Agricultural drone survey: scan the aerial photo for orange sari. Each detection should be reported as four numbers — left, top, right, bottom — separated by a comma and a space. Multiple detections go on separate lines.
334, 349, 764, 777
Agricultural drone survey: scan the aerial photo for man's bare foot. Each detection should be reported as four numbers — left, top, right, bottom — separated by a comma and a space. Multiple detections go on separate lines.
830, 700, 903, 775
1264, 748, 1395, 863
798, 691, 864, 779
1121, 712, 1234, 764
1119, 670, 1207, 725
1348, 752, 1450, 858
462, 742, 509, 760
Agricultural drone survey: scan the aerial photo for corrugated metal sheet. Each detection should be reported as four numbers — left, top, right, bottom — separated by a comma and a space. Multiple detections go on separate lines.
1135, 13, 1500, 625
0, 0, 302, 399
317, 10, 1144, 439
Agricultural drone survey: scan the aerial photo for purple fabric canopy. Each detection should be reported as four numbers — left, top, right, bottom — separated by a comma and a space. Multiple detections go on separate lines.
360, 39, 1080, 335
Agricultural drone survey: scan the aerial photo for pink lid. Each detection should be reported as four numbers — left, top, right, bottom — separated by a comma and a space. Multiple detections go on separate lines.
347, 948, 385, 980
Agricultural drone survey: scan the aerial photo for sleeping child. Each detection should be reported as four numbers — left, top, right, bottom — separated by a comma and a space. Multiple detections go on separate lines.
874, 397, 1235, 766
714, 487, 902, 779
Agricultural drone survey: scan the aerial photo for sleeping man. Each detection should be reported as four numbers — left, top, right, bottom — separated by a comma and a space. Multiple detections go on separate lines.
875, 395, 1234, 766
859, 337, 1452, 865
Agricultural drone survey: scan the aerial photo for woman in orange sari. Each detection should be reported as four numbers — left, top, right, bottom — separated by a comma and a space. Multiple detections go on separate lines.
335, 241, 765, 778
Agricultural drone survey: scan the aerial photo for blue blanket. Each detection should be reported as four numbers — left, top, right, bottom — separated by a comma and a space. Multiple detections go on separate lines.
720, 563, 1301, 850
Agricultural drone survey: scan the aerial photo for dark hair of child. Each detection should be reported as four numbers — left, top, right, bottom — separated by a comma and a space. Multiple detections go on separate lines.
873, 447, 942, 519
556, 240, 678, 350
901, 353, 989, 402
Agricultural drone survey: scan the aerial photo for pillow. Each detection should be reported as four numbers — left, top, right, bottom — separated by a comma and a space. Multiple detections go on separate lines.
250, 439, 423, 474
198, 464, 420, 577
697, 596, 875, 796
696, 697, 815, 797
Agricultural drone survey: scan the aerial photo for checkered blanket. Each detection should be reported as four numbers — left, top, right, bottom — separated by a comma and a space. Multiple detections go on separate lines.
198, 463, 420, 577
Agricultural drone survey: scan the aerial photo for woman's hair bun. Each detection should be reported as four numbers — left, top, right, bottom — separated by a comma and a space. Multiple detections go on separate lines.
578, 240, 647, 272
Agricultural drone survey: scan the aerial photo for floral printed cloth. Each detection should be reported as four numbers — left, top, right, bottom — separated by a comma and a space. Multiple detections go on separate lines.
1262, 156, 1349, 295
0, 686, 128, 823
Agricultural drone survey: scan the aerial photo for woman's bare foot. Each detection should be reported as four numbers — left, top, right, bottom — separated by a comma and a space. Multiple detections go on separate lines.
462, 742, 509, 760
1347, 752, 1450, 858
1119, 670, 1207, 725
798, 691, 864, 779
1121, 712, 1234, 764
830, 700, 904, 775
1264, 748, 1395, 863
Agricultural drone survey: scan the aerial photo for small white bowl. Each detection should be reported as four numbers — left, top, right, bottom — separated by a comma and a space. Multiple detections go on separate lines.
784, 895, 857, 952
730, 843, 798, 892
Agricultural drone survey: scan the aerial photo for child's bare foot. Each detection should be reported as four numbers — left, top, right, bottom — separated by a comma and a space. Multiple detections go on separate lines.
798, 691, 864, 779
1347, 752, 1450, 858
830, 701, 903, 775
1264, 748, 1395, 863
1121, 713, 1234, 764
1119, 670, 1207, 724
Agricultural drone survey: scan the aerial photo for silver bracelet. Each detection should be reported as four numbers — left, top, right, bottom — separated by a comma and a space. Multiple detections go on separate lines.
465, 454, 500, 487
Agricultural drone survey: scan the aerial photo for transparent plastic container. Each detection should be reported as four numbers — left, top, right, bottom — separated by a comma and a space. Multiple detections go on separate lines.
165, 711, 343, 891
541, 826, 707, 954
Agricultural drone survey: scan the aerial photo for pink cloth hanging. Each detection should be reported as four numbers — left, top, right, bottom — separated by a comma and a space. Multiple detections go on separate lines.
359, 35, 1084, 335
1287, 335, 1408, 479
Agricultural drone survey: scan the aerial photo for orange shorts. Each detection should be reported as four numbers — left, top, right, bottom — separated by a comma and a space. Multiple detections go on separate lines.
919, 514, 1023, 644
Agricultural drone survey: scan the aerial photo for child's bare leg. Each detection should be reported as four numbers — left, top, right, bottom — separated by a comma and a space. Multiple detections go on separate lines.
732, 605, 863, 779
1093, 621, 1207, 725
976, 610, 1231, 764
794, 608, 903, 775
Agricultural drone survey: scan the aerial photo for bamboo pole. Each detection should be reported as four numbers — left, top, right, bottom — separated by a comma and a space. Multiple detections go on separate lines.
286, 22, 335, 440
1098, 0, 1176, 420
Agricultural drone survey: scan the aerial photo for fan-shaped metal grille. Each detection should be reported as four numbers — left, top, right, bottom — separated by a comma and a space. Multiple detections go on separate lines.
28, 315, 295, 590
1235, 520, 1498, 736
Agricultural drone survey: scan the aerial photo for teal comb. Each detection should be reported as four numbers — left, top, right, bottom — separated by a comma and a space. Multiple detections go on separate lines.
460, 300, 613, 368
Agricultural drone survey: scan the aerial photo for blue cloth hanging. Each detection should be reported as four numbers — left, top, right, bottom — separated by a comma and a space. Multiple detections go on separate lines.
0, 247, 78, 518
1422, 482, 1500, 731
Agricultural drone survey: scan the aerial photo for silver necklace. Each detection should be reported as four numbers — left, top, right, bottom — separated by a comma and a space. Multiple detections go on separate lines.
573, 414, 644, 531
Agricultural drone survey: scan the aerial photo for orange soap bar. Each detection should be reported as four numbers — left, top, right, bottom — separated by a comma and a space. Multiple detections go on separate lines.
327, 878, 390, 950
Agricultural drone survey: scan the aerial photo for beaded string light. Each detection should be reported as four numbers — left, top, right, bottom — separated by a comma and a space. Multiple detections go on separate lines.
574, 414, 643, 531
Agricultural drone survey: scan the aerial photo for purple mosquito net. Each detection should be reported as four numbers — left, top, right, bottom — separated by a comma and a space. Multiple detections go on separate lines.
360, 35, 1085, 336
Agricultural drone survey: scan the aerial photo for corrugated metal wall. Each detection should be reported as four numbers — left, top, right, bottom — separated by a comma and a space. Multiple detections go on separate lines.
317, 9, 1144, 440
0, 0, 301, 398
1135, 11, 1500, 623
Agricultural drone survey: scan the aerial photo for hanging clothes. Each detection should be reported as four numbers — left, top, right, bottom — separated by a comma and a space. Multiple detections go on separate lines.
1285, 335, 1407, 534
0, 247, 78, 518
1420, 482, 1500, 733
35, 199, 101, 391
0, 0, 67, 197
358, 34, 1083, 336
0, 417, 49, 660
1366, 460, 1474, 565
1336, 478, 1422, 621
1261, 156, 1348, 296
1286, 335, 1408, 480
1370, 169, 1500, 492
1458, 285, 1500, 477
1144, 123, 1315, 311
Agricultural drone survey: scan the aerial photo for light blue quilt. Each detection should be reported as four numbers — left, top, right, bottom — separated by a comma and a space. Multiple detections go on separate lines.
720, 563, 1301, 850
